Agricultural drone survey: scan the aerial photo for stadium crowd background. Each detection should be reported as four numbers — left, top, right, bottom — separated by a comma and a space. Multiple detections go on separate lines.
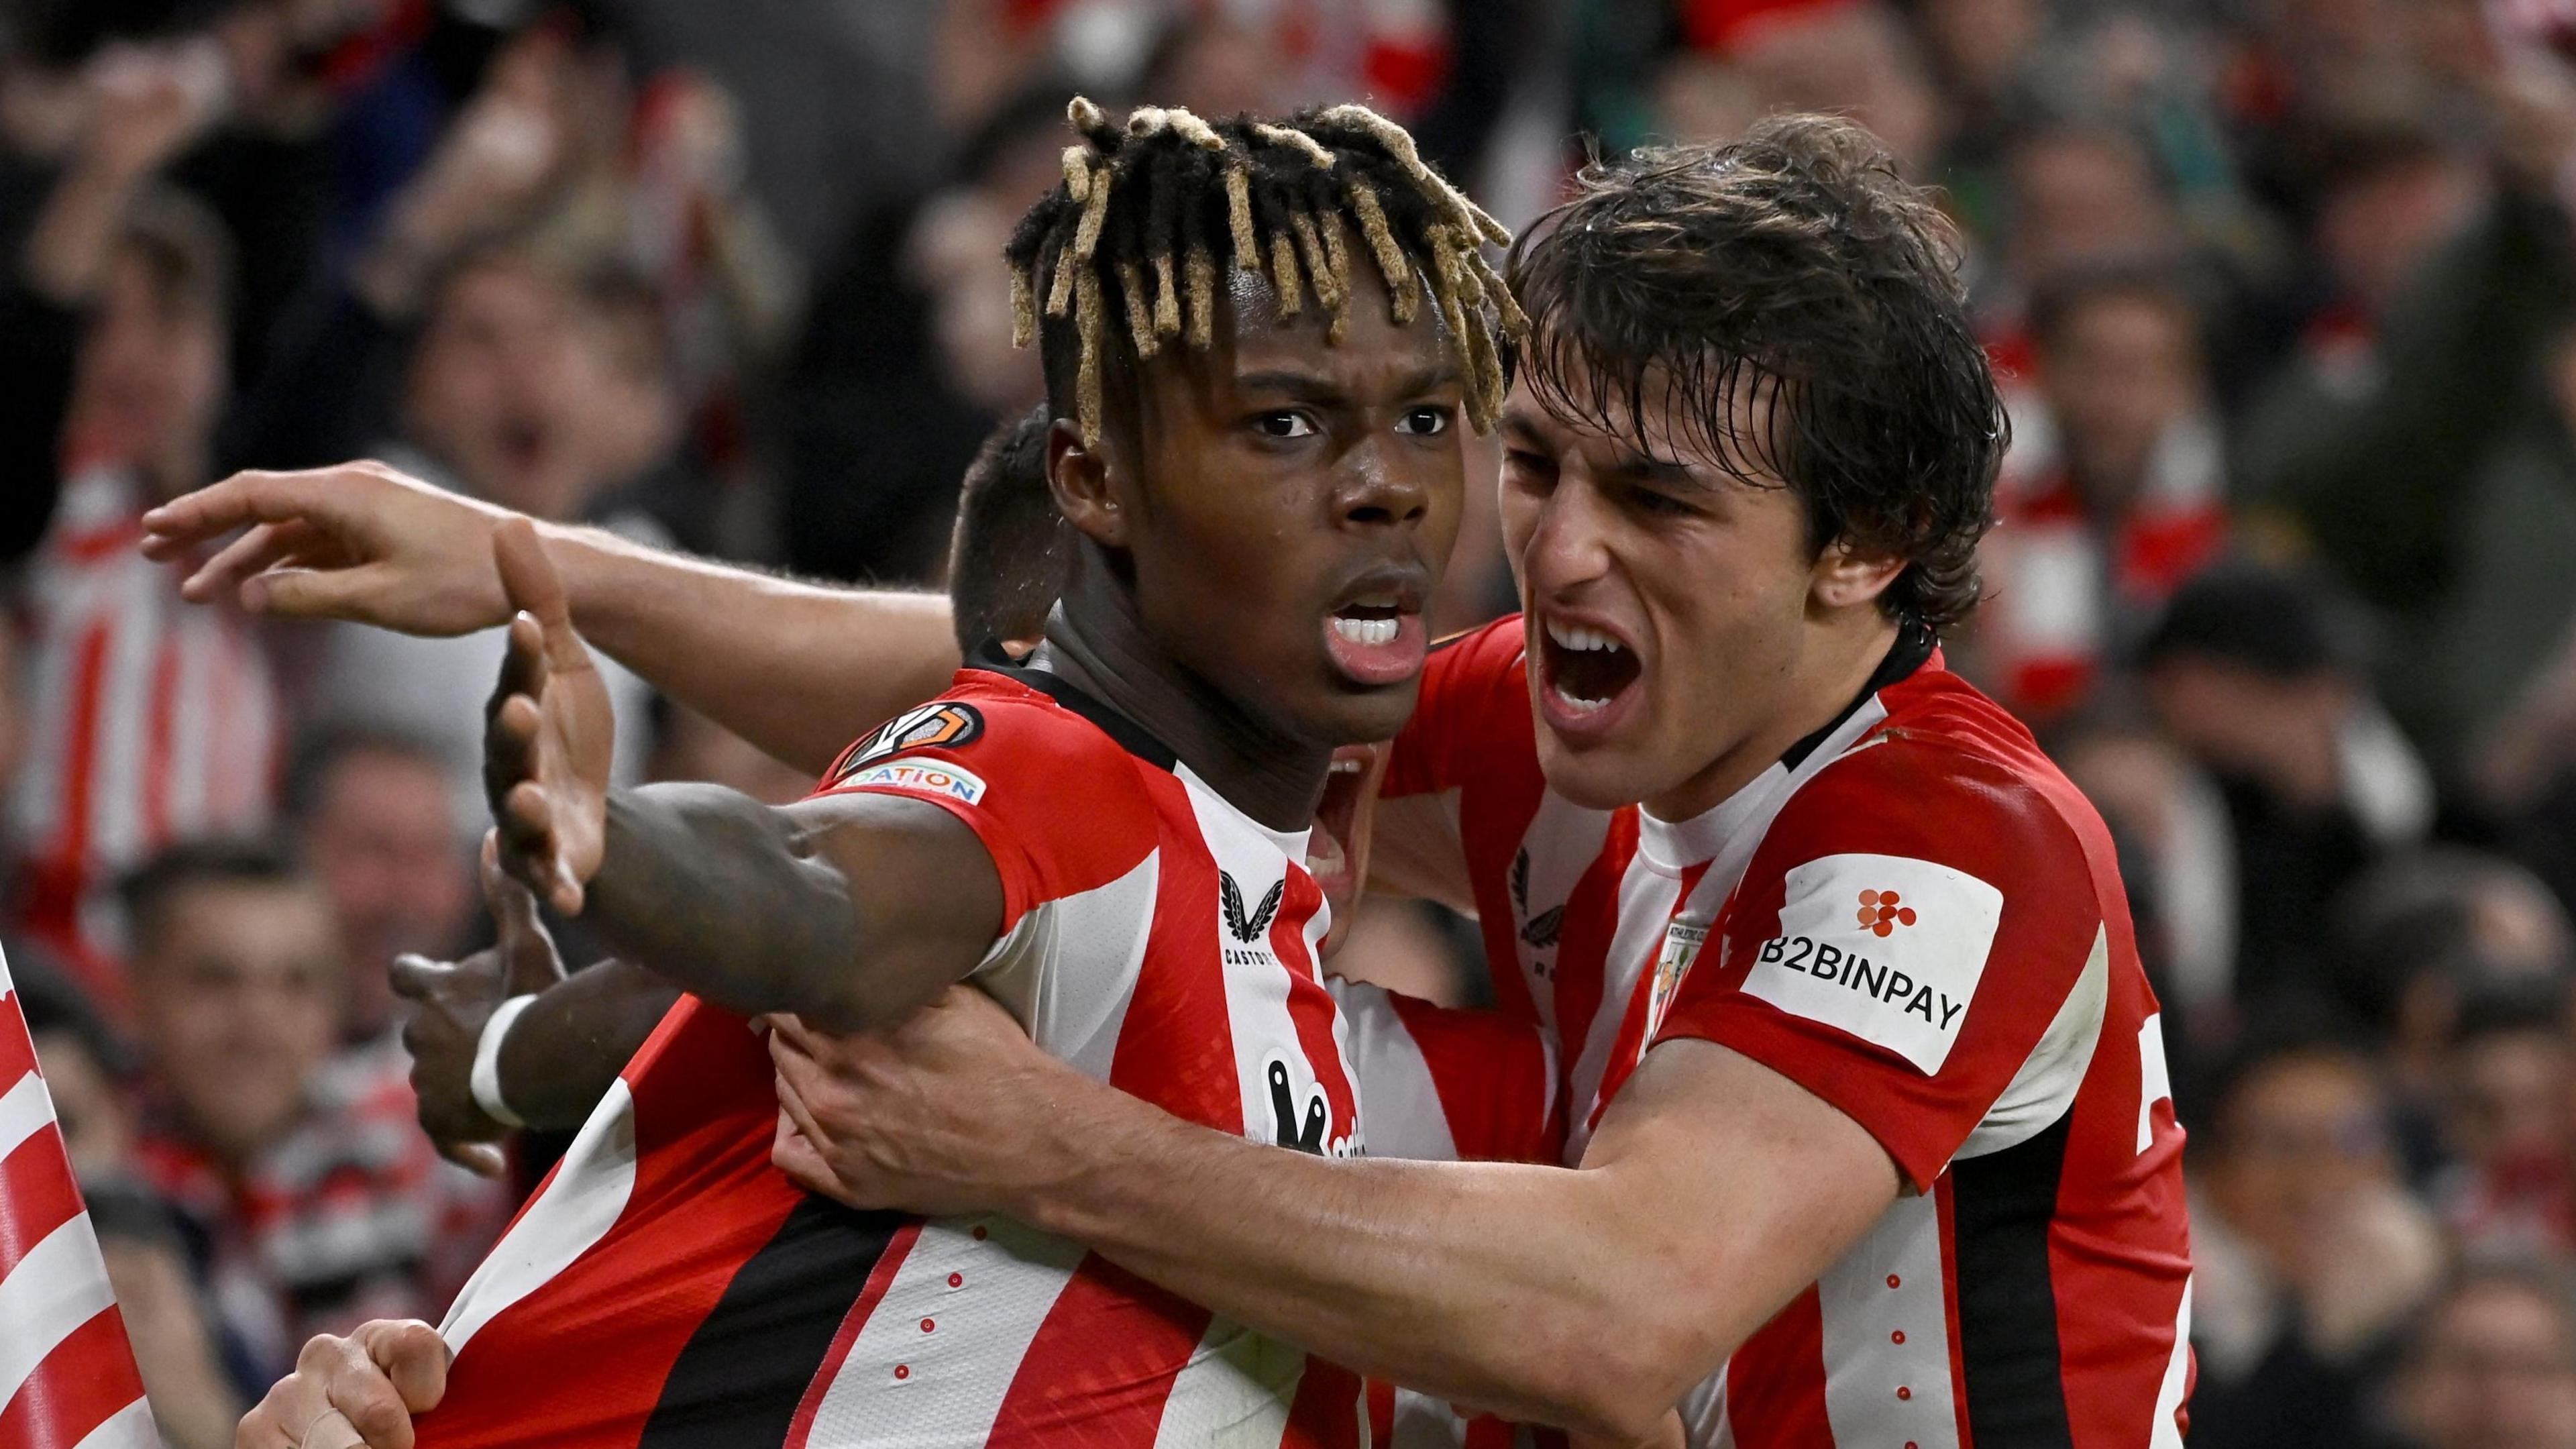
11, 0, 2576, 1444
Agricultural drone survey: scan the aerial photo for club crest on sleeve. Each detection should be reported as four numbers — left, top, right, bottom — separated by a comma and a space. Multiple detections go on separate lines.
1739, 852, 2004, 1075
828, 702, 987, 785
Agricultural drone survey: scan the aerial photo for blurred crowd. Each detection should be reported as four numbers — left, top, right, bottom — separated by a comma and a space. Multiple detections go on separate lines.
17, 0, 2576, 1444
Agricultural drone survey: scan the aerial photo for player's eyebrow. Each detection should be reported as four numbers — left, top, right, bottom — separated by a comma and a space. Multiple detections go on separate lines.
1603, 451, 1711, 491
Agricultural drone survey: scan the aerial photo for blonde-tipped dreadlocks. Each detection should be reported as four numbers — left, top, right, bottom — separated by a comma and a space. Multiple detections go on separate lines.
1006, 99, 1523, 445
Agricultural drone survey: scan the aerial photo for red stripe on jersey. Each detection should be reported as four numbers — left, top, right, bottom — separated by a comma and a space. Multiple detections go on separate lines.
0, 1123, 85, 1267
1366, 1379, 1395, 1444
55, 619, 112, 885
1268, 866, 1360, 1144
1285, 1358, 1364, 1448
1544, 810, 1638, 1079
1379, 992, 1561, 1164
1727, 1287, 1834, 1448
0, 1305, 146, 1446
0, 991, 34, 1084
784, 1222, 922, 1448
983, 1255, 1211, 1445
142, 625, 179, 844
1107, 772, 1246, 1133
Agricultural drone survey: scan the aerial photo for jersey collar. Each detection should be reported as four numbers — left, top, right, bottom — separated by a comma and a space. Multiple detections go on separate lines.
966, 639, 1182, 771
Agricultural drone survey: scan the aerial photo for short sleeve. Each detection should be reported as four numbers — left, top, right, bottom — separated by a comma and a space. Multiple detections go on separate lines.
1650, 738, 2106, 1191
1381, 616, 1534, 802
808, 682, 1161, 932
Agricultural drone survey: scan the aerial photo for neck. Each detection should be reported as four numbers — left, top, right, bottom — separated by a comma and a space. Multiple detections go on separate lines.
1644, 611, 1907, 823
1039, 554, 1331, 832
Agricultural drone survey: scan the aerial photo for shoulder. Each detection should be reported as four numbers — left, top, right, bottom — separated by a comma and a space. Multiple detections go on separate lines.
811, 670, 1165, 910
1387, 615, 1536, 798
1762, 667, 2102, 896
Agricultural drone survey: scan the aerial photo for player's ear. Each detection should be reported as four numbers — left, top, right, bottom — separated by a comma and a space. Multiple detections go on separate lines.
1810, 537, 1906, 613
1047, 417, 1129, 549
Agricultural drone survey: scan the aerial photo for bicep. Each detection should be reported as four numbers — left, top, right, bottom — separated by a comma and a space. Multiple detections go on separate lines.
1583, 1037, 1901, 1361
786, 791, 1010, 1028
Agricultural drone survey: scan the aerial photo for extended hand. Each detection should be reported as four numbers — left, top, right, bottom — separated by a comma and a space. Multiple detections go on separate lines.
234, 1321, 447, 1449
484, 521, 612, 915
768, 987, 1072, 1219
391, 835, 570, 1176
141, 463, 523, 635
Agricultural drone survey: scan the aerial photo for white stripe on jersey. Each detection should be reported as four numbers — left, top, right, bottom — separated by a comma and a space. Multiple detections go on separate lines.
1151, 1319, 1305, 1446
1325, 980, 1457, 1162
1955, 925, 2108, 1163
89, 559, 164, 871
975, 853, 1160, 1082
1181, 766, 1354, 1156
1817, 1193, 1957, 1448
441, 1080, 639, 1352
2150, 1277, 2192, 1449
801, 1218, 1087, 1444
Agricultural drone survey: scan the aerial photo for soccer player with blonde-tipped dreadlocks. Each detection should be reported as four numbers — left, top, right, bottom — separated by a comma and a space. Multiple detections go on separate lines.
227, 100, 1523, 1449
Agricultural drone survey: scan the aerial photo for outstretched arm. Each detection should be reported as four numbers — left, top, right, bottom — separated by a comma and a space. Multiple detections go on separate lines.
480, 520, 1001, 1032
141, 464, 959, 775
765, 997, 1897, 1441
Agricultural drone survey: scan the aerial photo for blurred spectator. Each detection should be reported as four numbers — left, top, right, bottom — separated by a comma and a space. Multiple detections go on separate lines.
2385, 1260, 2576, 1449
11, 195, 281, 985
87, 1179, 239, 1449
121, 839, 504, 1391
2139, 564, 2432, 1013
2329, 849, 2576, 1183
2439, 985, 2576, 1260
2190, 1025, 2447, 1449
13, 941, 138, 1180
1976, 262, 2228, 719
282, 723, 473, 1049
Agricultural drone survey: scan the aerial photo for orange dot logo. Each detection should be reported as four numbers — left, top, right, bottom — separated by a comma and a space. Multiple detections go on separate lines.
1855, 889, 1918, 937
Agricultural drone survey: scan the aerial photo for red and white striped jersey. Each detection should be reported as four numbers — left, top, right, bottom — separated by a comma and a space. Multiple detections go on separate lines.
0, 945, 156, 1448
13, 466, 280, 982
422, 661, 1389, 1448
1382, 618, 2194, 1449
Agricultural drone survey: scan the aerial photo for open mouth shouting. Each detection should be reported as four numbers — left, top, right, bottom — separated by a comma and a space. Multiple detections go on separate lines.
1323, 575, 1429, 688
1536, 611, 1644, 739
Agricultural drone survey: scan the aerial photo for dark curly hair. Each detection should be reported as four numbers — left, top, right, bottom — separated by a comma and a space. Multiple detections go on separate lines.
1506, 114, 2006, 631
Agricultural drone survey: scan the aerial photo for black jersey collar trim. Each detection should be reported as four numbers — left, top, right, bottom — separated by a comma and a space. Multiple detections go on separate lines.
966, 639, 1182, 771
1778, 621, 1936, 772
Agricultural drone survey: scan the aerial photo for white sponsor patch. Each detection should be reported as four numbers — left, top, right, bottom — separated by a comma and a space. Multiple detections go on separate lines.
840, 758, 989, 806
1739, 852, 2002, 1074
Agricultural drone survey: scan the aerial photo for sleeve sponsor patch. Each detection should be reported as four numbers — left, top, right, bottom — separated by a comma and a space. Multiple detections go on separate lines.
1738, 851, 2003, 1075
835, 757, 989, 806
826, 702, 986, 786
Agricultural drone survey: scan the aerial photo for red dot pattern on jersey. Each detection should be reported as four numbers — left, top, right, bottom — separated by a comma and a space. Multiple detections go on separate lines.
948, 1273, 963, 1287
894, 1365, 910, 1381
920, 1318, 936, 1333
1891, 1330, 1905, 1344
1886, 1275, 1900, 1289
1855, 890, 1918, 937
971, 1226, 988, 1240
1896, 1387, 1912, 1401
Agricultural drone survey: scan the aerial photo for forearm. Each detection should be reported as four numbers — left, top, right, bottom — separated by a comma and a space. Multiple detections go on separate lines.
1013, 1091, 1707, 1439
495, 959, 682, 1130
539, 523, 959, 776
586, 784, 873, 1026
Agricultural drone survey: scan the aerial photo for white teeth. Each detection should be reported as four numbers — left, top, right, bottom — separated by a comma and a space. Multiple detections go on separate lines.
1332, 616, 1399, 647
1550, 682, 1611, 714
1544, 618, 1623, 654
1330, 757, 1363, 775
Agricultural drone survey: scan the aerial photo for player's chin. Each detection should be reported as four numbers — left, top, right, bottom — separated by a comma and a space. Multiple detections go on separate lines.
1308, 672, 1420, 746
1530, 725, 1668, 812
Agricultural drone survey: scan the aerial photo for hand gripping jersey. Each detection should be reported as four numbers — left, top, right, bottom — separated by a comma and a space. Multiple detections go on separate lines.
1381, 619, 2194, 1449
421, 662, 1408, 1448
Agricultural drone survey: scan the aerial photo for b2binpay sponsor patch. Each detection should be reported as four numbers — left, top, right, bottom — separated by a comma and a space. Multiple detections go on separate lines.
1739, 852, 2003, 1075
